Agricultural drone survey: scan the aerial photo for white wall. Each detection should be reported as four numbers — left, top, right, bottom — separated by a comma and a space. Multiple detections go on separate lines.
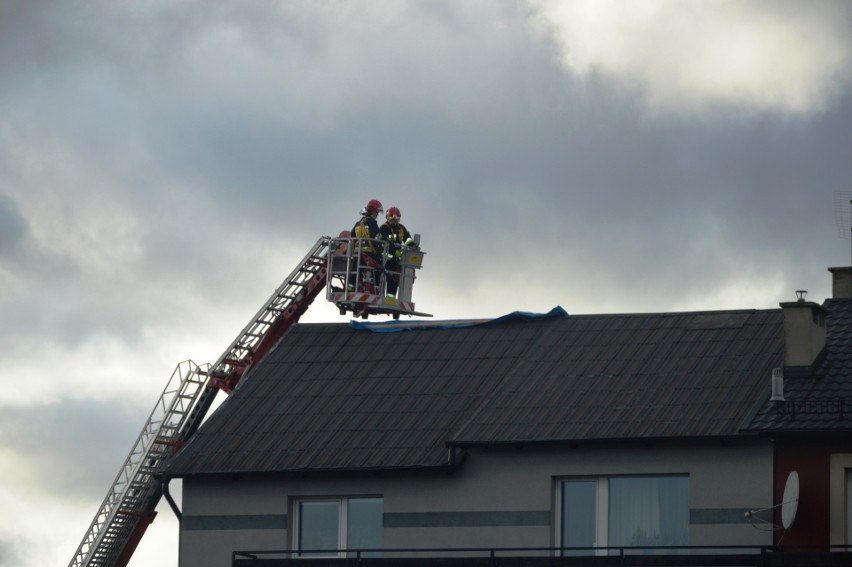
178, 440, 774, 567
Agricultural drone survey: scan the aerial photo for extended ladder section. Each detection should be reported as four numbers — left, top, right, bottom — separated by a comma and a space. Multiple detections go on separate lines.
69, 236, 332, 567
200, 235, 331, 394
68, 360, 208, 567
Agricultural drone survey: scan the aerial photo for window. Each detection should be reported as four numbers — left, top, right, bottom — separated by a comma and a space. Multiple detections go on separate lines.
829, 454, 852, 545
295, 497, 383, 558
559, 476, 689, 556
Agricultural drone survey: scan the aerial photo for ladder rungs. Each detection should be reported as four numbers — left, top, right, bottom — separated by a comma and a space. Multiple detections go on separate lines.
73, 241, 333, 567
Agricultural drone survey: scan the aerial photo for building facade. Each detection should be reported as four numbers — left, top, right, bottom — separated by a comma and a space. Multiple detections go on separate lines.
164, 269, 852, 566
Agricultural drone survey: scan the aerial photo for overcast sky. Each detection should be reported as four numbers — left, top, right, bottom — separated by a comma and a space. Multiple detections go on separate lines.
2, 1, 852, 565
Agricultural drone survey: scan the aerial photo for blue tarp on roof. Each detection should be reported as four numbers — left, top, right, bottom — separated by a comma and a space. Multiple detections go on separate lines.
349, 306, 568, 333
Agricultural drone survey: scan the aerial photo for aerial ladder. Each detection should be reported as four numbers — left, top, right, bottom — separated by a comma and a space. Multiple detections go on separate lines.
69, 234, 428, 567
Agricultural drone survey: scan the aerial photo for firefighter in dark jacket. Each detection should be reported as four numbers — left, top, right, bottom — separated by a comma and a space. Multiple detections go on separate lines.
379, 206, 414, 298
349, 199, 384, 291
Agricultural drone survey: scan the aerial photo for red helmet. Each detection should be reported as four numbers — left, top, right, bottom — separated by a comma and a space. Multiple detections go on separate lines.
365, 199, 383, 215
387, 206, 401, 221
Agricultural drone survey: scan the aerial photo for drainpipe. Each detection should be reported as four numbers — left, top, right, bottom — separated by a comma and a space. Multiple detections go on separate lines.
160, 477, 182, 522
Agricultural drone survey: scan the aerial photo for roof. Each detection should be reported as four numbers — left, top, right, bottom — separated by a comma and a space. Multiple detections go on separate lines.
746, 298, 852, 433
165, 308, 785, 477
450, 309, 783, 446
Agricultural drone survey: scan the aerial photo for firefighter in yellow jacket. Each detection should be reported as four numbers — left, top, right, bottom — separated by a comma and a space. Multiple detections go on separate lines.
349, 199, 384, 291
379, 206, 414, 298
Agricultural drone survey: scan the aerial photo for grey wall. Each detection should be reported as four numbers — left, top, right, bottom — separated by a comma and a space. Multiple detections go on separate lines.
178, 440, 774, 567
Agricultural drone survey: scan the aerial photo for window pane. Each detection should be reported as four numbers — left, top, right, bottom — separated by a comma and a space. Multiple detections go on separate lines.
846, 469, 851, 544
562, 480, 597, 556
299, 501, 339, 556
608, 476, 689, 550
347, 498, 383, 558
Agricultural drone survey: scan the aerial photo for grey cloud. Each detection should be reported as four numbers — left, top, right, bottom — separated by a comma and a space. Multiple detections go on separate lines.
529, 0, 852, 116
0, 399, 143, 500
0, 537, 24, 567
0, 194, 26, 256
0, 194, 76, 283
3, 0, 848, 319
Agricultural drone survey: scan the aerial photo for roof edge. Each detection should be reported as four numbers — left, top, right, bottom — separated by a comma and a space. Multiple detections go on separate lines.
162, 461, 464, 481
447, 433, 761, 450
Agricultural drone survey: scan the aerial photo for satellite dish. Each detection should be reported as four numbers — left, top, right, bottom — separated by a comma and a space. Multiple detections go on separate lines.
781, 470, 799, 529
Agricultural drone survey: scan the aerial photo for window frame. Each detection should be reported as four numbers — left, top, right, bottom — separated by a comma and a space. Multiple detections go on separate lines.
829, 454, 852, 545
555, 474, 689, 556
292, 496, 383, 558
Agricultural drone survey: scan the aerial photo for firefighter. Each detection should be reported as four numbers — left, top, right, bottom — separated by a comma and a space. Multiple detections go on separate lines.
349, 199, 384, 291
379, 206, 415, 298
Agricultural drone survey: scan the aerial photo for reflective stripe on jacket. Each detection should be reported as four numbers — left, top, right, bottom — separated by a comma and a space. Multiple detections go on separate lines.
353, 217, 380, 254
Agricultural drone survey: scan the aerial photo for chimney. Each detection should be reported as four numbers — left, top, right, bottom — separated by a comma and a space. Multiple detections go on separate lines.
828, 266, 852, 299
780, 290, 827, 372
769, 368, 785, 402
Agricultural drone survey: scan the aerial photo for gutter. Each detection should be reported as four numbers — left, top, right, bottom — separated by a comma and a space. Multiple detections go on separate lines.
447, 434, 756, 451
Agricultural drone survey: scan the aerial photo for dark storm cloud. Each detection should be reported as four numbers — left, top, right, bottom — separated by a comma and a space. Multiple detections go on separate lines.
0, 0, 848, 323
409, 81, 852, 310
1, 1, 557, 236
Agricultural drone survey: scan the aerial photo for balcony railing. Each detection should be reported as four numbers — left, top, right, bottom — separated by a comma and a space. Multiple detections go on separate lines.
233, 544, 852, 567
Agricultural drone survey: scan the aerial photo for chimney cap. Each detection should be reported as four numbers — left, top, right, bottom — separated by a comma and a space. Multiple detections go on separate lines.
795, 290, 807, 302
779, 298, 828, 313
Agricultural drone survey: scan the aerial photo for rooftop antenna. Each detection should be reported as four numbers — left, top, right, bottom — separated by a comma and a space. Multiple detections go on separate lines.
833, 191, 852, 265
